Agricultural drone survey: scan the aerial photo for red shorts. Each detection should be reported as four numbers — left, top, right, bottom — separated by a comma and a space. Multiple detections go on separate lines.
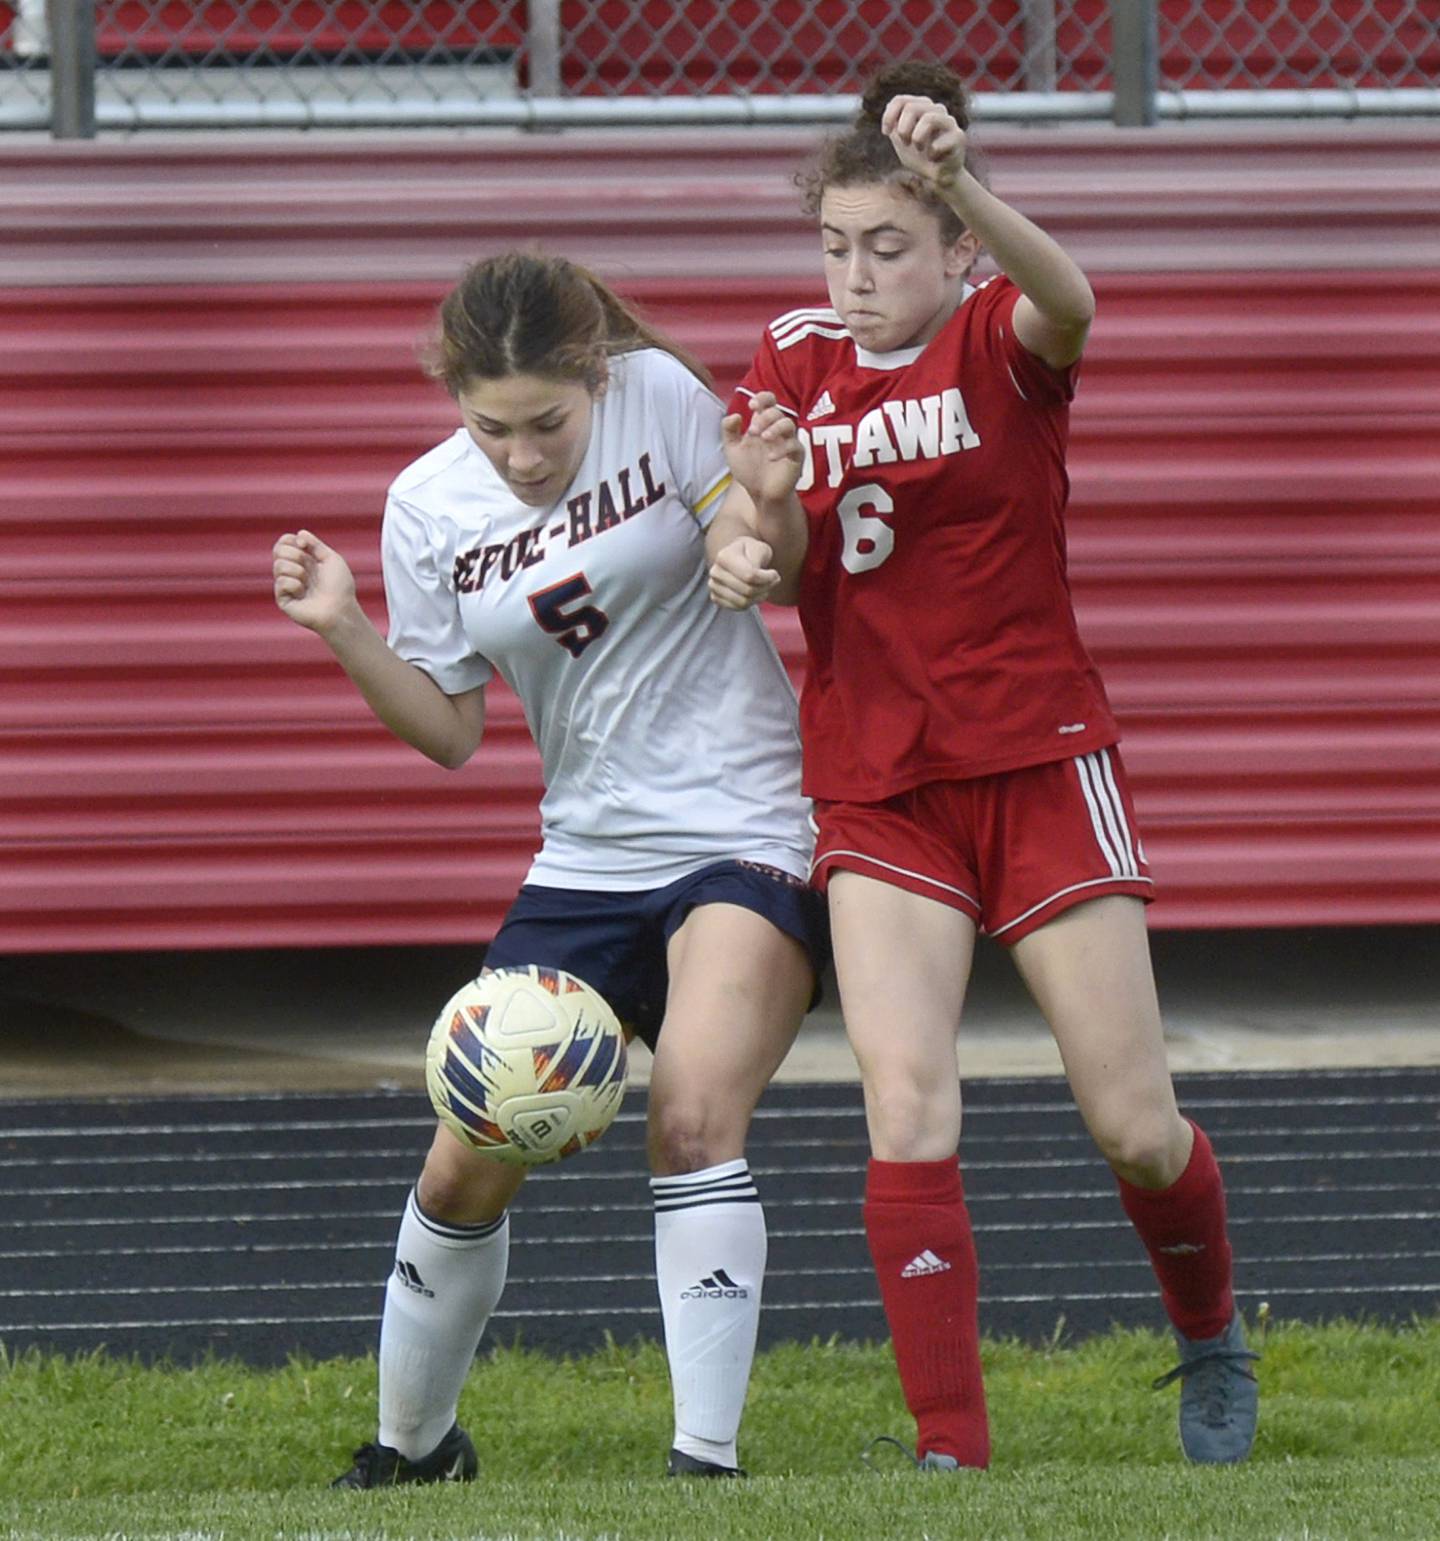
811, 748, 1154, 944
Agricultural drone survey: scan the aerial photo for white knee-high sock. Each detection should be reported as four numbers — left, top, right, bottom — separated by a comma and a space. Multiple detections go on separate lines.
377, 1188, 510, 1460
652, 1159, 766, 1468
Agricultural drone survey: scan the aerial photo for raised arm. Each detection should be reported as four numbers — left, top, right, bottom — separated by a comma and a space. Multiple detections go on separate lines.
883, 94, 1096, 369
272, 528, 486, 770
706, 393, 810, 610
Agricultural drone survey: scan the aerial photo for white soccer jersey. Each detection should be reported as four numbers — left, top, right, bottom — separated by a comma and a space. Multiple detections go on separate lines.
383, 348, 812, 889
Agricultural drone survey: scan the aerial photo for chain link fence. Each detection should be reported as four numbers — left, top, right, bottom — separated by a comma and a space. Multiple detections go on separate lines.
4, 1, 1439, 135
1162, 0, 1438, 90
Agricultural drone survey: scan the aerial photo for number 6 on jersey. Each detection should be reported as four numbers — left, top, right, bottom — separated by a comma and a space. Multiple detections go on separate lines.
838, 482, 896, 574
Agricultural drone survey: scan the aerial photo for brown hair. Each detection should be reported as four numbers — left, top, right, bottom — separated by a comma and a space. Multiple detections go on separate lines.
798, 61, 982, 243
426, 251, 712, 397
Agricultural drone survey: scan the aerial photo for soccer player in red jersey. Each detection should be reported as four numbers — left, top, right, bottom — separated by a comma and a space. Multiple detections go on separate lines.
709, 60, 1259, 1469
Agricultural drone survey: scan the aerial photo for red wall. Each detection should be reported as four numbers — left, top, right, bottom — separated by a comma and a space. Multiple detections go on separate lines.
3, 128, 1438, 949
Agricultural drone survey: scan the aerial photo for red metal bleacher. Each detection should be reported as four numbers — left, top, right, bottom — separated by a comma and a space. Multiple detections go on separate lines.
1, 129, 1438, 949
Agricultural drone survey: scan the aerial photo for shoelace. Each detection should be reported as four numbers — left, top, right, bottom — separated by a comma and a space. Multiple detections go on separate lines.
1151, 1345, 1261, 1392
1152, 1346, 1261, 1427
860, 1434, 919, 1471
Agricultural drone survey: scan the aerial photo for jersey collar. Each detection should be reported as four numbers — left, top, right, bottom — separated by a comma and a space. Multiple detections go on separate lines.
852, 282, 977, 372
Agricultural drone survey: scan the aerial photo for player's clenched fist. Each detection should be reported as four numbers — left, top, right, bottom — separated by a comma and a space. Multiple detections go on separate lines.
271, 528, 356, 634
709, 536, 781, 612
882, 93, 967, 193
722, 391, 805, 506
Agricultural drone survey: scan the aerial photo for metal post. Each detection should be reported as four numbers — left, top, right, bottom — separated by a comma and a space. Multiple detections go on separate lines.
48, 0, 97, 139
1110, 0, 1157, 126
527, 0, 562, 100
1021, 0, 1057, 96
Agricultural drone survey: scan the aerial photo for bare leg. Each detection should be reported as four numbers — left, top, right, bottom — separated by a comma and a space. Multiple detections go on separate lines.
828, 871, 974, 1159
1012, 896, 1252, 1462
647, 901, 811, 1174
1011, 895, 1190, 1187
828, 871, 989, 1467
646, 901, 812, 1473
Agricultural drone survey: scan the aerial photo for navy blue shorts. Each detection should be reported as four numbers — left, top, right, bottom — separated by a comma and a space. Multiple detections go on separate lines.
483, 859, 830, 1051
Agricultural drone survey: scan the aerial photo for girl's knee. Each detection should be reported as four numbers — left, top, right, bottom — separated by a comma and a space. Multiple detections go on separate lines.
863, 1072, 962, 1162
415, 1130, 521, 1222
646, 1098, 747, 1176
414, 1164, 479, 1221
1093, 1108, 1190, 1187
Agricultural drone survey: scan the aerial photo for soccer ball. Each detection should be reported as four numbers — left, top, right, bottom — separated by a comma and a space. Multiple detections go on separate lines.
425, 965, 628, 1165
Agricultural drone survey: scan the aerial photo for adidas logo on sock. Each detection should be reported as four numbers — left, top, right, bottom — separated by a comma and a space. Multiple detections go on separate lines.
394, 1259, 435, 1298
680, 1267, 750, 1300
900, 1249, 951, 1279
1159, 1242, 1207, 1256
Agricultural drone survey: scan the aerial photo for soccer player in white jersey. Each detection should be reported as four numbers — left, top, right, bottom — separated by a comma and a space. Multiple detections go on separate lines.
272, 252, 827, 1485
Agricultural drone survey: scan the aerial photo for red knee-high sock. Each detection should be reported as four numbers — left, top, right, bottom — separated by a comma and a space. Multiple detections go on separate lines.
1116, 1120, 1235, 1341
863, 1157, 989, 1468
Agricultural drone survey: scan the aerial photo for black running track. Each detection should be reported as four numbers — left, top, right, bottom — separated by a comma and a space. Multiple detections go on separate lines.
3, 1069, 1437, 1366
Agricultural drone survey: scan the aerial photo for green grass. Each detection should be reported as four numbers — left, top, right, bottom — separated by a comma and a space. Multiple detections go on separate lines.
3, 1316, 1437, 1540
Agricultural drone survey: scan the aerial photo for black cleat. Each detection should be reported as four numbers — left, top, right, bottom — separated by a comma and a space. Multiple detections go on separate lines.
666, 1447, 746, 1478
332, 1423, 477, 1489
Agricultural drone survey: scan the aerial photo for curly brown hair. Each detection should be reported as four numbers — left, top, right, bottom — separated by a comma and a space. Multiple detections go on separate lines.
425, 251, 711, 398
798, 61, 984, 243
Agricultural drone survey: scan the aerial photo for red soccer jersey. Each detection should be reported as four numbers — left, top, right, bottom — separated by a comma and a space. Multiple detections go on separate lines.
734, 274, 1119, 802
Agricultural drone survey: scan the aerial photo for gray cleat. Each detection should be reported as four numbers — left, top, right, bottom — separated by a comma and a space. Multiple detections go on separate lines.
1152, 1311, 1260, 1464
862, 1435, 968, 1473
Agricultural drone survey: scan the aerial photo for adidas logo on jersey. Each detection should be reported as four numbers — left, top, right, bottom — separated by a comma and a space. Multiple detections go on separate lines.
808, 390, 836, 420
680, 1267, 750, 1300
900, 1249, 951, 1279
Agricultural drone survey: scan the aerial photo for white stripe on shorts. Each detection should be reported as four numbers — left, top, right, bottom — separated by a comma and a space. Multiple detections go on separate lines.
810, 848, 980, 912
988, 874, 1153, 939
1074, 750, 1139, 878
1093, 748, 1141, 874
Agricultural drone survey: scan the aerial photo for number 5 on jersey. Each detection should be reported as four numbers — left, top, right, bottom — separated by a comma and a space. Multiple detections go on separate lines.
529, 573, 610, 658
